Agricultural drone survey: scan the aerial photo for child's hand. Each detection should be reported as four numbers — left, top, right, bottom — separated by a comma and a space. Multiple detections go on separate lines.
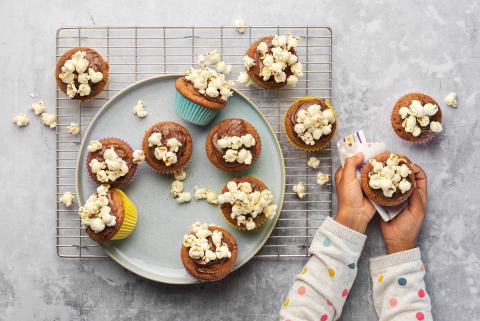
380, 164, 427, 254
334, 153, 376, 233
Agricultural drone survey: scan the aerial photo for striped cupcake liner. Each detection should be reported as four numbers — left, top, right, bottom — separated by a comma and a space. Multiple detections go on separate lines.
174, 91, 219, 126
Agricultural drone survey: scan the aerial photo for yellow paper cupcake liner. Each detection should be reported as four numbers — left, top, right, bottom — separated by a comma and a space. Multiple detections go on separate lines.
283, 97, 337, 152
111, 189, 138, 240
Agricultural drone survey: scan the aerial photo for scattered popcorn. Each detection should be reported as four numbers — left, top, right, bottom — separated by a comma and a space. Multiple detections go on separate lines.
430, 121, 443, 133
316, 172, 330, 186
59, 191, 75, 207
183, 222, 232, 262
445, 92, 457, 108
30, 101, 46, 115
194, 186, 218, 205
294, 104, 336, 145
88, 147, 129, 183
185, 50, 235, 101
234, 19, 246, 34
148, 132, 182, 166
67, 123, 80, 135
307, 157, 320, 169
12, 114, 29, 127
293, 182, 306, 198
78, 185, 117, 233
170, 180, 184, 197
176, 192, 192, 204
218, 180, 277, 230
132, 100, 148, 118
174, 169, 187, 181
237, 72, 253, 87
87, 140, 103, 153
41, 113, 57, 129
399, 100, 442, 136
132, 150, 145, 164
368, 154, 412, 197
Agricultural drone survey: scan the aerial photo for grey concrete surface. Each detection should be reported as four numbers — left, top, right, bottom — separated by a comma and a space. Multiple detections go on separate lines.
1, 0, 480, 320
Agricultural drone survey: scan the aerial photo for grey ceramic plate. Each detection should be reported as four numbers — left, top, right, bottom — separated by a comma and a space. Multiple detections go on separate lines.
76, 74, 285, 284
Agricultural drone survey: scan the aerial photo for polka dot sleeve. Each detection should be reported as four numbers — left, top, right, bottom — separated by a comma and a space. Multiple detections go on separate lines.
279, 217, 367, 321
369, 248, 432, 321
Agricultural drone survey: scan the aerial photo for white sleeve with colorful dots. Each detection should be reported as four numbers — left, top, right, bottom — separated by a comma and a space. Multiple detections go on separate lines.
369, 247, 432, 321
279, 217, 367, 321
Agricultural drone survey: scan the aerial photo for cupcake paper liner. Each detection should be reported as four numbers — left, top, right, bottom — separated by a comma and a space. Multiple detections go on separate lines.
283, 97, 337, 152
174, 91, 219, 126
85, 137, 137, 188
111, 189, 138, 240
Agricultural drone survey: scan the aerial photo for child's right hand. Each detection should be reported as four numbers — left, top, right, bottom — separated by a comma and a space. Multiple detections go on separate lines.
380, 164, 428, 254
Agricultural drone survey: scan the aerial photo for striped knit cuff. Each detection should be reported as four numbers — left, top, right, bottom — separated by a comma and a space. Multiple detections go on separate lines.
370, 247, 422, 273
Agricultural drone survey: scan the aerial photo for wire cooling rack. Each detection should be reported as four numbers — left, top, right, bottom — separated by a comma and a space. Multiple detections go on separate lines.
56, 26, 333, 258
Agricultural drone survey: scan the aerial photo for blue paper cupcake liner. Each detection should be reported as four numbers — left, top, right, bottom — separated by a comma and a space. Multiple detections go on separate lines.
174, 91, 219, 126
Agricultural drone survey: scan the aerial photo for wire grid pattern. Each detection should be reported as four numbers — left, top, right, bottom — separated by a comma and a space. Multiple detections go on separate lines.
56, 26, 333, 258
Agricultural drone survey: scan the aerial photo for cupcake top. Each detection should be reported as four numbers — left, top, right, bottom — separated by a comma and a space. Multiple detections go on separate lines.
182, 222, 232, 264
183, 50, 235, 102
218, 177, 278, 230
87, 138, 136, 186
391, 93, 443, 143
242, 33, 303, 87
57, 49, 105, 99
367, 153, 413, 198
206, 118, 261, 172
78, 184, 119, 236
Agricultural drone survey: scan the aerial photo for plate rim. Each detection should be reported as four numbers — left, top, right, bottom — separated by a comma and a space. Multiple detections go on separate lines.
75, 74, 286, 284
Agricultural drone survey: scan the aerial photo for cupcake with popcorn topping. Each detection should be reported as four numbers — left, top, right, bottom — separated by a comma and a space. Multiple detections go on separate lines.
391, 93, 443, 143
180, 222, 238, 281
239, 33, 303, 89
142, 121, 193, 174
218, 176, 278, 231
86, 138, 137, 187
174, 50, 235, 126
55, 47, 109, 101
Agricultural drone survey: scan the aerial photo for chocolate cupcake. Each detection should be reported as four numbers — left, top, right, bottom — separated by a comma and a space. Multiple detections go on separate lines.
205, 118, 261, 173
241, 34, 303, 89
181, 223, 238, 281
218, 176, 278, 231
142, 121, 193, 174
284, 97, 336, 151
174, 50, 235, 126
79, 184, 137, 242
391, 93, 443, 143
360, 152, 415, 207
86, 138, 137, 187
55, 47, 109, 101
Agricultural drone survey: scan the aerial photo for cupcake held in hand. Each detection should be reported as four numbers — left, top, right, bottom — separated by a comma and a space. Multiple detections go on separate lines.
181, 222, 238, 281
239, 33, 303, 89
218, 176, 278, 231
206, 118, 261, 172
175, 50, 235, 126
360, 152, 415, 206
391, 92, 443, 143
55, 47, 109, 100
86, 138, 137, 187
284, 97, 336, 151
79, 184, 137, 242
142, 121, 193, 174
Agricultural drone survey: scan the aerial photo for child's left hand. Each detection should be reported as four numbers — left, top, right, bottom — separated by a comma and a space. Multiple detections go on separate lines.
334, 153, 376, 233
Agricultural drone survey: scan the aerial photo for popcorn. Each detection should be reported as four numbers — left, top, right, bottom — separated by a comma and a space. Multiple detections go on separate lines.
78, 83, 91, 97
176, 192, 192, 204
294, 104, 336, 145
174, 169, 187, 181
400, 100, 442, 135
67, 123, 80, 135
170, 180, 184, 197
59, 192, 75, 207
41, 113, 57, 129
78, 184, 117, 233
243, 55, 255, 69
217, 134, 256, 165
194, 186, 218, 205
148, 132, 182, 166
218, 180, 277, 229
316, 172, 330, 186
368, 154, 412, 197
445, 92, 457, 108
12, 114, 29, 127
148, 132, 162, 147
132, 100, 148, 118
430, 121, 443, 133
132, 150, 145, 164
286, 75, 299, 87
307, 157, 320, 169
293, 182, 306, 198
234, 19, 246, 33
30, 101, 46, 115
87, 140, 103, 153
88, 68, 103, 83
183, 222, 232, 262
89, 147, 129, 183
